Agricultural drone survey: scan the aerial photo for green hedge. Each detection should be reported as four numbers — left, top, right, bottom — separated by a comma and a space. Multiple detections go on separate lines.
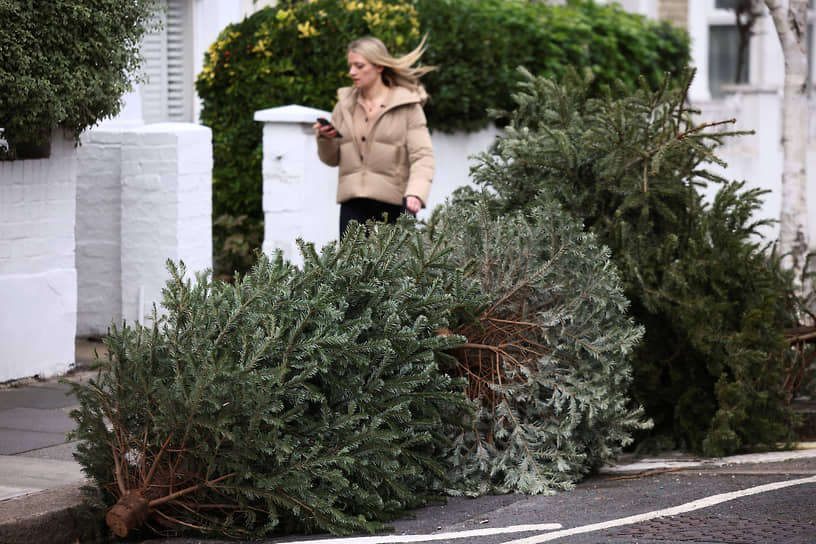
417, 0, 689, 132
196, 0, 689, 276
0, 0, 159, 159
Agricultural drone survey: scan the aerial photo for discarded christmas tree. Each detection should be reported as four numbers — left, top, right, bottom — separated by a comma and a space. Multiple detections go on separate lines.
426, 194, 648, 494
472, 67, 796, 455
68, 222, 483, 539
69, 204, 651, 537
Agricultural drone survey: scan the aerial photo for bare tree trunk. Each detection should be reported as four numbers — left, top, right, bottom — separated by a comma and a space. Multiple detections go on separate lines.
765, 0, 809, 290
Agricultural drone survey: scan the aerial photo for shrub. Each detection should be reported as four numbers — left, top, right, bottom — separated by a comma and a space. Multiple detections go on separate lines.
416, 0, 690, 132
470, 67, 796, 456
0, 0, 160, 159
195, 0, 690, 278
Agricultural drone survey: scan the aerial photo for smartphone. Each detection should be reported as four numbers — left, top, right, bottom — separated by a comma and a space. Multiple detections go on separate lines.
317, 117, 342, 138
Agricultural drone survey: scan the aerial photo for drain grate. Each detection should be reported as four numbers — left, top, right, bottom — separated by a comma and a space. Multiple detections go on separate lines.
609, 515, 816, 544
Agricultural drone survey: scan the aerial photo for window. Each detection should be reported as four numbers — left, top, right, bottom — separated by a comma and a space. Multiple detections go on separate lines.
707, 2, 756, 98
709, 25, 750, 97
706, 0, 815, 98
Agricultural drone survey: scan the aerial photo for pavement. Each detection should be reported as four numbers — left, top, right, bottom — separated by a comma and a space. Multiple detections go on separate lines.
0, 338, 101, 544
0, 338, 814, 544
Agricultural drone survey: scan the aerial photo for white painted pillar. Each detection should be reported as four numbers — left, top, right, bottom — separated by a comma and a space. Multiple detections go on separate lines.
0, 131, 77, 381
254, 105, 339, 266
119, 123, 213, 325
76, 128, 126, 337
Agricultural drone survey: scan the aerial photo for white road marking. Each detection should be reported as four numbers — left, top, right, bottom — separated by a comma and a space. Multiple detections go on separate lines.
502, 475, 816, 544
297, 523, 563, 544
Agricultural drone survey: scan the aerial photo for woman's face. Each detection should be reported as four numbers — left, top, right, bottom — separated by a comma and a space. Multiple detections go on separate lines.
348, 50, 382, 91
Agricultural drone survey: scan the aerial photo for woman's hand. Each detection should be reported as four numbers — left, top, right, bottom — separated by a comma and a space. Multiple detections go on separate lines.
404, 195, 422, 214
313, 122, 339, 139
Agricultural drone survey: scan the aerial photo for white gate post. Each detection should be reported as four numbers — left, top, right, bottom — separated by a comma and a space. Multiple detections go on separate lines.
119, 123, 213, 325
254, 105, 338, 267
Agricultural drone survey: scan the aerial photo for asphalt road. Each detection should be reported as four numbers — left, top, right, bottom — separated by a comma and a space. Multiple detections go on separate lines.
143, 456, 816, 544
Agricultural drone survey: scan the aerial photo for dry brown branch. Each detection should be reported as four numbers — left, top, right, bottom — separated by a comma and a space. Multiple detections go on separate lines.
152, 508, 211, 531
110, 441, 127, 496
149, 472, 238, 508
143, 433, 174, 489
782, 323, 816, 400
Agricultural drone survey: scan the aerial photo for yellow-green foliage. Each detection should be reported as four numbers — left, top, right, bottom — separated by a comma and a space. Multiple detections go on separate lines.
197, 0, 420, 223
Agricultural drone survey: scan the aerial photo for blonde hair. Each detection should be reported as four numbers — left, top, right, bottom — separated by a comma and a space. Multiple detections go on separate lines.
347, 35, 436, 90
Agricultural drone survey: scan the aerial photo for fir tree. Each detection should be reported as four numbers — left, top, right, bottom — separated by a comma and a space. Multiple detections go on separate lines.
425, 194, 648, 494
68, 221, 482, 539
471, 67, 796, 455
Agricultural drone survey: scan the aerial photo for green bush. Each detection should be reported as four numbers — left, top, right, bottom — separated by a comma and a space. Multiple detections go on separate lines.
416, 0, 689, 132
470, 67, 797, 456
195, 0, 689, 278
0, 0, 160, 159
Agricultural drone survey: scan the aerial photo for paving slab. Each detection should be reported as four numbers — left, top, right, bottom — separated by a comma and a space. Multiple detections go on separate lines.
0, 379, 80, 455
0, 382, 77, 411
0, 456, 85, 501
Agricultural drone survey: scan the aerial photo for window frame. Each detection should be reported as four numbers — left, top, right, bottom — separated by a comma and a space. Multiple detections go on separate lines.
706, 2, 765, 97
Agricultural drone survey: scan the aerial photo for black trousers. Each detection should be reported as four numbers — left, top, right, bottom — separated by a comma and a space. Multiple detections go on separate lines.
339, 197, 410, 238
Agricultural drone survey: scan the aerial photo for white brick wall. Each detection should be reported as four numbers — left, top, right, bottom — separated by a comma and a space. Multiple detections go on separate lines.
119, 123, 212, 325
0, 131, 77, 381
76, 128, 125, 336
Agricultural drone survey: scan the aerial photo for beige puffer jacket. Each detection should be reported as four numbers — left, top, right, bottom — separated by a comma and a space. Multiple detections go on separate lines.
317, 85, 434, 207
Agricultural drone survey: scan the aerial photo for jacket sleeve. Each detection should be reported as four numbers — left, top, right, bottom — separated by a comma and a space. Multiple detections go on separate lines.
316, 104, 341, 167
404, 104, 434, 207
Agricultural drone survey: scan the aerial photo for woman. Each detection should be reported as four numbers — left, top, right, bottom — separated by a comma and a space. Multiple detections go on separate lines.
314, 36, 435, 238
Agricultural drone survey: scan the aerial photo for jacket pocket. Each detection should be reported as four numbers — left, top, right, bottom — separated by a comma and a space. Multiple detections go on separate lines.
338, 141, 362, 177
367, 141, 401, 182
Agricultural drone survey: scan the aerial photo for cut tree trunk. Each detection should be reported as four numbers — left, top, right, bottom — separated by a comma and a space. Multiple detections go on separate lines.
106, 491, 151, 538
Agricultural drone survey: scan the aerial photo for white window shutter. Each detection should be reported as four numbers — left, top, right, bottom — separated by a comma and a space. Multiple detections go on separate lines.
140, 6, 168, 123
166, 0, 193, 121
140, 0, 193, 123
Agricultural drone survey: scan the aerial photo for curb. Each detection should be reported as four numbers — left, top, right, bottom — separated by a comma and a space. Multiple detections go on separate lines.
0, 482, 88, 544
601, 443, 816, 474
